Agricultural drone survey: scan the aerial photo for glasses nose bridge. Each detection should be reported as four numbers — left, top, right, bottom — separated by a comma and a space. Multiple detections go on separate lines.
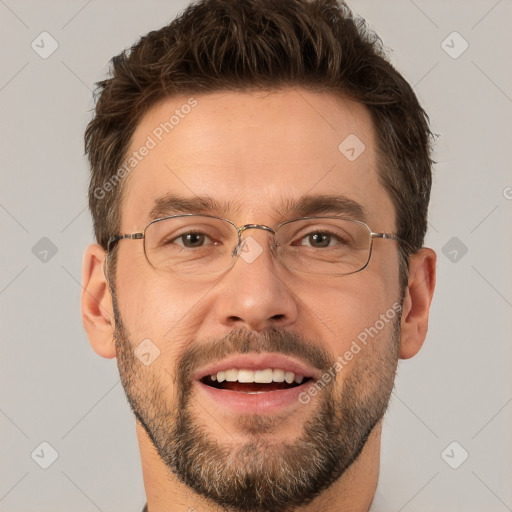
232, 223, 277, 258
237, 223, 276, 238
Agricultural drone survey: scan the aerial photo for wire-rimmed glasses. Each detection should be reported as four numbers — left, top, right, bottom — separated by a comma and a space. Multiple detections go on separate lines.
107, 214, 403, 279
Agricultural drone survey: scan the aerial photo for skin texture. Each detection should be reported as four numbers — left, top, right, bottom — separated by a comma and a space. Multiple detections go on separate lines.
81, 89, 436, 512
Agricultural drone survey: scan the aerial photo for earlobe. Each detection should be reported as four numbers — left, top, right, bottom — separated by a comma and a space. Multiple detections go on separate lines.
399, 248, 436, 360
81, 244, 116, 359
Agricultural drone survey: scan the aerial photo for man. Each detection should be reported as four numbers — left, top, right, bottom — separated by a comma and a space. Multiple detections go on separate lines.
81, 0, 436, 510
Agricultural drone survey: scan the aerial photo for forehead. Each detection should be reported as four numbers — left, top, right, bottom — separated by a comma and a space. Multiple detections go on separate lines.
120, 89, 395, 230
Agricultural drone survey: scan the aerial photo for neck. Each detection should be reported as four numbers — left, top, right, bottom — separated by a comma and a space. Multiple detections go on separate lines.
136, 420, 382, 512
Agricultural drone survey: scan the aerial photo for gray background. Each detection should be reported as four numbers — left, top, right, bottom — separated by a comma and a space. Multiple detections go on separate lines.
1, 1, 511, 511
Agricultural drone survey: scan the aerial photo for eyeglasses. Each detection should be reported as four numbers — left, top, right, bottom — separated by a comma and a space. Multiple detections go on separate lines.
107, 214, 403, 279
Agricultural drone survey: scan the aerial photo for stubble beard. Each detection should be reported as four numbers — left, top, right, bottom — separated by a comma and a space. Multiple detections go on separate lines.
112, 294, 400, 512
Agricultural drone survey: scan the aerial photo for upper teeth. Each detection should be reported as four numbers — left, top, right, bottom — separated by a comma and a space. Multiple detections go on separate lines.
211, 369, 304, 384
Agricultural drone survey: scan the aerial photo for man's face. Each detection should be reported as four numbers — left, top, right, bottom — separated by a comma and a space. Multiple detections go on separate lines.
112, 89, 403, 511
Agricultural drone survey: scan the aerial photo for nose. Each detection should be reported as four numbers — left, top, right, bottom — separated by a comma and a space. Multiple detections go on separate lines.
213, 230, 299, 332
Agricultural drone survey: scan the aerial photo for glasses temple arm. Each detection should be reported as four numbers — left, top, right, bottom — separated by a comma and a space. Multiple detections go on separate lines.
107, 232, 144, 252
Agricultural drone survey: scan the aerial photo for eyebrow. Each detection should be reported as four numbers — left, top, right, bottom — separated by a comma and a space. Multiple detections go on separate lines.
279, 194, 366, 222
148, 194, 241, 222
147, 193, 366, 224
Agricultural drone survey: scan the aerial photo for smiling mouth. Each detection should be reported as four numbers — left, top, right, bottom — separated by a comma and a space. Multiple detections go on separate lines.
200, 368, 312, 394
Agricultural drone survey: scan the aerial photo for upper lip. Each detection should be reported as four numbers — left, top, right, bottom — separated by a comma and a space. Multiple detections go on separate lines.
194, 352, 323, 381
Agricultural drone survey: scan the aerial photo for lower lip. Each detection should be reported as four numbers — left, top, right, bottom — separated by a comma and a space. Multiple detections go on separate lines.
195, 381, 311, 414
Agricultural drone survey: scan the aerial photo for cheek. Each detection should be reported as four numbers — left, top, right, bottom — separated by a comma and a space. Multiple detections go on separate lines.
330, 308, 400, 403
115, 268, 157, 339
115, 254, 212, 356
298, 268, 400, 353
114, 308, 182, 411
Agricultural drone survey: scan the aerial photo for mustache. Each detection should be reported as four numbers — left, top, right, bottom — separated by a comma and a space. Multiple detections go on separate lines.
177, 327, 333, 380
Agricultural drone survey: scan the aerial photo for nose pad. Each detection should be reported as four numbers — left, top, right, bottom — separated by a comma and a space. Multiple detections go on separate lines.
230, 224, 273, 258
233, 230, 278, 266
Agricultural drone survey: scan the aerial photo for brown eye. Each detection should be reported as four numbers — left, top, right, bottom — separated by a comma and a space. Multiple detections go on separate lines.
296, 231, 346, 248
172, 232, 212, 247
307, 232, 332, 248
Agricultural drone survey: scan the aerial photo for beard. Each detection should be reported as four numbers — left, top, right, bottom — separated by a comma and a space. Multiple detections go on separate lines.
113, 294, 401, 512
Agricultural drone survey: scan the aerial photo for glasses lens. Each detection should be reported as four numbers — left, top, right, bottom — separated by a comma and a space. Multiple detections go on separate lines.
144, 216, 238, 276
143, 216, 371, 278
276, 218, 371, 275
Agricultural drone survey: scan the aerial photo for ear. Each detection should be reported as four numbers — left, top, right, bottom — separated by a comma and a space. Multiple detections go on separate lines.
399, 248, 436, 359
81, 244, 116, 359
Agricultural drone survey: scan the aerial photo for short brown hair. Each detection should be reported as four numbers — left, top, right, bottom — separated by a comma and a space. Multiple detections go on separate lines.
85, 0, 433, 288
